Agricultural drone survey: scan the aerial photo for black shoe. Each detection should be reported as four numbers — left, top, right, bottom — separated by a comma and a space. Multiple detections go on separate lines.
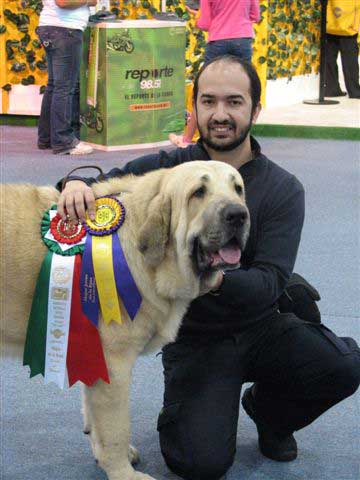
242, 386, 298, 462
324, 90, 347, 97
38, 143, 51, 150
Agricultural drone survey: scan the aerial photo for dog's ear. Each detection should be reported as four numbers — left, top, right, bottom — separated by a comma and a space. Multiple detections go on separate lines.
137, 194, 171, 267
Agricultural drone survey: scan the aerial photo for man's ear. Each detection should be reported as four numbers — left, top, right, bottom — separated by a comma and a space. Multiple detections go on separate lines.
191, 101, 197, 121
137, 194, 171, 267
252, 102, 262, 124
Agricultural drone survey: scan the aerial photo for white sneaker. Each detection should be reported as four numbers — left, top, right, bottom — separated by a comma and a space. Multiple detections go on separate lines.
68, 142, 94, 155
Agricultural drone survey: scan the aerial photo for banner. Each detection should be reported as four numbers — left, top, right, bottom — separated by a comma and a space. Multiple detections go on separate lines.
80, 20, 186, 149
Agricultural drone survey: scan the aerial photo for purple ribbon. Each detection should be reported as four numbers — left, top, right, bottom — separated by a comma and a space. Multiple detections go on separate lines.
80, 235, 100, 327
112, 233, 142, 320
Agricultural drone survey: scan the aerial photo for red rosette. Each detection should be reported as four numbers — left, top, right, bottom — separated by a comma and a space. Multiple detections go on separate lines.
50, 213, 86, 245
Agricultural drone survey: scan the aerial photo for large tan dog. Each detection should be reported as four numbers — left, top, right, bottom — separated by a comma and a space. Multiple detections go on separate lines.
0, 161, 250, 480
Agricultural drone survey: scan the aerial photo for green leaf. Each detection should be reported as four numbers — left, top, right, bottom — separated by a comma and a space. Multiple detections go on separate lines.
277, 13, 287, 22
36, 60, 47, 71
311, 45, 318, 55
269, 33, 276, 43
26, 50, 36, 62
32, 39, 41, 49
6, 46, 15, 60
11, 62, 27, 72
21, 33, 31, 46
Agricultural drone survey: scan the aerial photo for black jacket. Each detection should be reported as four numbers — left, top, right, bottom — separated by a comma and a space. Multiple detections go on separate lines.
59, 137, 305, 335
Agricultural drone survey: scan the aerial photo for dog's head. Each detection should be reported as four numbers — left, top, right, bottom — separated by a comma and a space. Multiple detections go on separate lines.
137, 161, 250, 299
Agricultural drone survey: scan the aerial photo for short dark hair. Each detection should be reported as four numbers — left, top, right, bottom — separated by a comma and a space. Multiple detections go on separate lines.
193, 55, 262, 114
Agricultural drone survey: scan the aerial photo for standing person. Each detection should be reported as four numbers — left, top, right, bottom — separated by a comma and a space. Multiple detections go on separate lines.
325, 0, 360, 98
37, 0, 96, 154
169, 0, 260, 148
57, 55, 360, 480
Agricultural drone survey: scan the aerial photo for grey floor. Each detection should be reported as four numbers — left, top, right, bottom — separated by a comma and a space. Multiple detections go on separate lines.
1, 126, 359, 480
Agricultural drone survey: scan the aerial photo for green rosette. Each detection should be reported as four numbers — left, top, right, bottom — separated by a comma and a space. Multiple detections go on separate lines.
23, 206, 85, 378
41, 205, 85, 256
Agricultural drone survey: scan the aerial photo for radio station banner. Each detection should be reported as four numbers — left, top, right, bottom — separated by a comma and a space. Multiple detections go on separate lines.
80, 21, 186, 149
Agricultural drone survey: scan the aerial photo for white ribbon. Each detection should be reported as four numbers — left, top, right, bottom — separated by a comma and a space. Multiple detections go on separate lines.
44, 254, 75, 389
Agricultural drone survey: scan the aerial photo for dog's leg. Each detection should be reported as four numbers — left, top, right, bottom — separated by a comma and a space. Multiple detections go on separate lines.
81, 369, 140, 467
81, 385, 92, 435
128, 444, 140, 465
83, 349, 156, 480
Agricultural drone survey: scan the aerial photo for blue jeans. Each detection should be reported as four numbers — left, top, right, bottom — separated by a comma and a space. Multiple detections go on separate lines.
204, 37, 253, 63
37, 26, 83, 153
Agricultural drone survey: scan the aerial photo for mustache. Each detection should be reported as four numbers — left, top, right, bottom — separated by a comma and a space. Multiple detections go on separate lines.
208, 120, 236, 129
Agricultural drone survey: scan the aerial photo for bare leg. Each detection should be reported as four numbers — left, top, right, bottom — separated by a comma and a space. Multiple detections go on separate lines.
169, 110, 198, 148
183, 110, 197, 143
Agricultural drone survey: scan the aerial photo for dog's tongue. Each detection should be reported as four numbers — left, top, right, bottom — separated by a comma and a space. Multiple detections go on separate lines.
211, 245, 241, 266
219, 244, 241, 264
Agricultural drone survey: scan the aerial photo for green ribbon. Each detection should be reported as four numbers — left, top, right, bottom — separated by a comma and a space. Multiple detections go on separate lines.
23, 206, 84, 377
23, 250, 52, 377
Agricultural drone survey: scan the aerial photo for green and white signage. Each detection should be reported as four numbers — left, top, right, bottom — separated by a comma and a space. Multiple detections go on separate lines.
80, 20, 186, 150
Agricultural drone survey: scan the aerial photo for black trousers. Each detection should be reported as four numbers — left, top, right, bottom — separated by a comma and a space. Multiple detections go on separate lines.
157, 313, 360, 480
325, 33, 360, 98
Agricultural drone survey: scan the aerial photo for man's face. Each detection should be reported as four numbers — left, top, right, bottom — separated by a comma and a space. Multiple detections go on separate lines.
195, 62, 260, 152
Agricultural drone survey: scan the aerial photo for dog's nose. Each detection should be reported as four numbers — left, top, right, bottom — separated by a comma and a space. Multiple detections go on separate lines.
222, 204, 248, 226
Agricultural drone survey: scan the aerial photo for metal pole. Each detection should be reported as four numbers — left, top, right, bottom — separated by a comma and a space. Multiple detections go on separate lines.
318, 0, 327, 102
161, 0, 166, 12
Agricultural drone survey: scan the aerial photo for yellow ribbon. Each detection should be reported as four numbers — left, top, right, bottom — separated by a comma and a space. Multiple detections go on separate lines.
92, 235, 122, 325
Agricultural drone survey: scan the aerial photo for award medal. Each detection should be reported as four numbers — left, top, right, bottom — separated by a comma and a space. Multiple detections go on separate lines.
23, 206, 109, 389
81, 197, 142, 327
50, 214, 86, 245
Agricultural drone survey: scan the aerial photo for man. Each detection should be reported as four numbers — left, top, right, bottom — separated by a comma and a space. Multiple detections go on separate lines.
169, 0, 260, 147
325, 0, 360, 98
37, 0, 96, 154
58, 56, 360, 480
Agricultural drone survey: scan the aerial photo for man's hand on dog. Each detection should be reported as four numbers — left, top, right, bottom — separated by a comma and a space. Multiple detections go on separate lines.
58, 180, 96, 223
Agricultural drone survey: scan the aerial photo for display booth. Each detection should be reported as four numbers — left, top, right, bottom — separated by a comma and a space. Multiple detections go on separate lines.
1, 1, 323, 124
80, 20, 186, 150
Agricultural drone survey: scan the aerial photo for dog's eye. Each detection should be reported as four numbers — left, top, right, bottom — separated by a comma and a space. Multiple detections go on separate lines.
192, 186, 206, 198
234, 184, 243, 196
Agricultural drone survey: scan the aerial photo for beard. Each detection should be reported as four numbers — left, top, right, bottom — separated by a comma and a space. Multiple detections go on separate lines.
199, 118, 253, 152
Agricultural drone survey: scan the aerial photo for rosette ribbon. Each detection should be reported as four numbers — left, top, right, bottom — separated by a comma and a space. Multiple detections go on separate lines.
23, 207, 110, 389
81, 197, 142, 326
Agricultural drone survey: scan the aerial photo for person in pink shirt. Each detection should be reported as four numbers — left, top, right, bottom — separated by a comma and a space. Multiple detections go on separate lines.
170, 0, 261, 148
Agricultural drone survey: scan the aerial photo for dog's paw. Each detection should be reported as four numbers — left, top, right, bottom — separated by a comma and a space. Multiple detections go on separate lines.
106, 468, 156, 480
129, 444, 140, 465
133, 473, 157, 480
